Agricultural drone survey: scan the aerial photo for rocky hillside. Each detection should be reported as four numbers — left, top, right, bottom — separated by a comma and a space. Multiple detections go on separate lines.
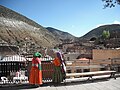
80, 24, 120, 40
0, 5, 61, 50
80, 24, 120, 48
46, 27, 76, 41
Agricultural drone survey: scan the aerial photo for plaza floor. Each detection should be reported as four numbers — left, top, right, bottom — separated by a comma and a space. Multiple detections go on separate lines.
1, 76, 120, 90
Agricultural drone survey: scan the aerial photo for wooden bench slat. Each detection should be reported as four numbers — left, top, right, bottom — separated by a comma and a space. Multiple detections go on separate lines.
66, 71, 116, 77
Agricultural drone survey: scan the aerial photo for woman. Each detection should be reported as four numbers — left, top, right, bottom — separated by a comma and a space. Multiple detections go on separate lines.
29, 52, 42, 85
52, 52, 66, 84
60, 53, 66, 80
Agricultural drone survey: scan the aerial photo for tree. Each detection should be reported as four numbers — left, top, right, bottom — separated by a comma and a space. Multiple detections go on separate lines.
102, 0, 120, 8
102, 30, 110, 39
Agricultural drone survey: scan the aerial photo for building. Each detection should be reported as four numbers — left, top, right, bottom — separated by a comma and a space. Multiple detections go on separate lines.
0, 45, 27, 79
65, 49, 120, 73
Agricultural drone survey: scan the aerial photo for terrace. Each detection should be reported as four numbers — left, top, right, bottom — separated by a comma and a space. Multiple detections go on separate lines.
0, 76, 120, 90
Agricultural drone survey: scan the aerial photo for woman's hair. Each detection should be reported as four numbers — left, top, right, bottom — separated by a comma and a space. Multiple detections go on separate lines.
56, 52, 62, 60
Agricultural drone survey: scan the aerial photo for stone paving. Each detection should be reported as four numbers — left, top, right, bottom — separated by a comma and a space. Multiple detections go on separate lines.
1, 77, 120, 90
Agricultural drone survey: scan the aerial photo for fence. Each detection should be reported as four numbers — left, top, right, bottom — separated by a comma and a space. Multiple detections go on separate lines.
0, 62, 25, 78
1, 55, 120, 85
0, 55, 55, 84
42, 61, 54, 82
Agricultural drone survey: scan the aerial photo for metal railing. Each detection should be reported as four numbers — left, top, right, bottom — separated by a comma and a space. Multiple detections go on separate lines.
1, 55, 120, 85
0, 55, 55, 85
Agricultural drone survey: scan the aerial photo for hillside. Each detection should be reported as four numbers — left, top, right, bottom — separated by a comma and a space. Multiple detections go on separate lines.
46, 27, 76, 41
80, 24, 120, 40
0, 5, 61, 52
1, 5, 120, 54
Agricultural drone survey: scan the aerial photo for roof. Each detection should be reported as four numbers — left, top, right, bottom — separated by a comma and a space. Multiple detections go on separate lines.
79, 58, 89, 60
0, 55, 26, 62
77, 54, 92, 59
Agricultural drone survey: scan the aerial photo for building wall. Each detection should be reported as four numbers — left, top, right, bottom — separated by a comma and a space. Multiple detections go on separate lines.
64, 53, 80, 61
93, 49, 120, 60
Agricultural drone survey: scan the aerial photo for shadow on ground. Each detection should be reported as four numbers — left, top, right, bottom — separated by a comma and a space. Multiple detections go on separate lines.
0, 77, 113, 89
0, 84, 42, 90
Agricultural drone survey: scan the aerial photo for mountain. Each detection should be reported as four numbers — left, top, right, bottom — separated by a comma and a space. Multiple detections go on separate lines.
0, 5, 61, 50
80, 24, 120, 40
46, 27, 76, 42
1, 5, 120, 54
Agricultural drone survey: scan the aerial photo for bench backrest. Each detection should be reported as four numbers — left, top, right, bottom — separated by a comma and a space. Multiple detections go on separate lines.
66, 71, 116, 77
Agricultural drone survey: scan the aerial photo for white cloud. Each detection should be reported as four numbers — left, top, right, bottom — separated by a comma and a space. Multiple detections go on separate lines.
113, 20, 120, 24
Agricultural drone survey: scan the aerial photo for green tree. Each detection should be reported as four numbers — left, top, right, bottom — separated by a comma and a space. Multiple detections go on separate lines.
102, 30, 110, 39
102, 0, 120, 8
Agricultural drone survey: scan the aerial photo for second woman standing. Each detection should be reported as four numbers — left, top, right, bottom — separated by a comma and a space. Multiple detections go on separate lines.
52, 52, 66, 84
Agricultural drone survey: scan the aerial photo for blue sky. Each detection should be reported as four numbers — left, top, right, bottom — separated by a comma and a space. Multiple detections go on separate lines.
0, 0, 120, 37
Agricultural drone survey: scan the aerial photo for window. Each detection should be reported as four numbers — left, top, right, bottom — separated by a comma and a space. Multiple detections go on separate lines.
100, 68, 106, 71
67, 57, 69, 61
67, 70, 71, 73
76, 69, 81, 73
83, 69, 90, 72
